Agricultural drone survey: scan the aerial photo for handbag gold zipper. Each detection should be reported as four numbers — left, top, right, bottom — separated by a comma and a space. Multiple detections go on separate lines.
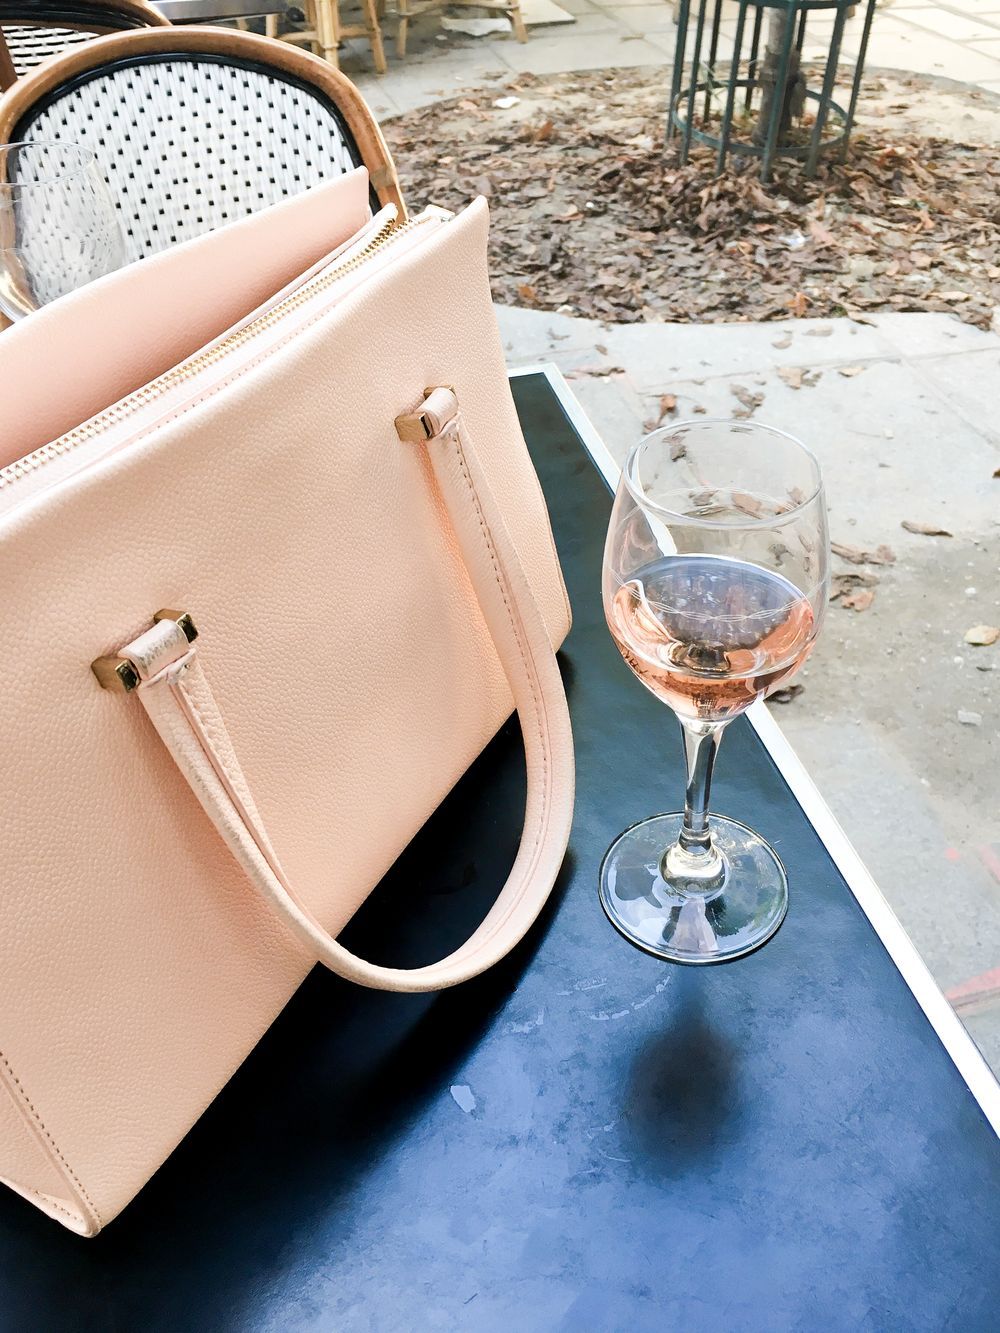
0, 208, 444, 493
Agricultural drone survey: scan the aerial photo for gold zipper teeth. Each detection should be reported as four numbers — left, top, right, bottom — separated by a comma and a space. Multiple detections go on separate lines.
0, 213, 413, 492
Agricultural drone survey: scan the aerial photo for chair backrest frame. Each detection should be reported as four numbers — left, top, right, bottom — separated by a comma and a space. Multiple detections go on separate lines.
0, 0, 169, 90
0, 25, 404, 231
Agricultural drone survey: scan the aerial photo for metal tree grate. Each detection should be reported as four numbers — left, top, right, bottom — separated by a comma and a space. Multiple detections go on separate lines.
668, 0, 877, 182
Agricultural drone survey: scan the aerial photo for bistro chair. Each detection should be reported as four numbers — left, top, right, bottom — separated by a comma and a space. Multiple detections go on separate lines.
0, 24, 403, 264
0, 0, 169, 91
279, 0, 385, 75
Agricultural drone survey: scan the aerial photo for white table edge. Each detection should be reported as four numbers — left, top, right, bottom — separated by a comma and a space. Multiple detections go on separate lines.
509, 360, 1000, 1137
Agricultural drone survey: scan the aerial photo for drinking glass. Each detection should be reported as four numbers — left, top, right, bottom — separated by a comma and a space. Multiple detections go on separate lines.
600, 419, 829, 964
0, 142, 126, 320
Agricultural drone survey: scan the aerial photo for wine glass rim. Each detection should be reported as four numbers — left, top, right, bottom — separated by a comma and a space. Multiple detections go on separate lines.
0, 140, 98, 187
624, 417, 824, 528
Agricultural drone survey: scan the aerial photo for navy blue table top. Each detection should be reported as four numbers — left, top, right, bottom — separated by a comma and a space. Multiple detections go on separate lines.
1, 370, 998, 1331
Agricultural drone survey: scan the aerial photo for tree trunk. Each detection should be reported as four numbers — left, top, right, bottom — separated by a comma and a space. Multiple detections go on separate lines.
752, 9, 806, 147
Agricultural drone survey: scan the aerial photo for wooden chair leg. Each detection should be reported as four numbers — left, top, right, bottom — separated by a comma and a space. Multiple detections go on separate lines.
509, 0, 528, 42
302, 0, 322, 57
362, 0, 387, 73
396, 0, 409, 58
314, 0, 340, 67
265, 13, 280, 37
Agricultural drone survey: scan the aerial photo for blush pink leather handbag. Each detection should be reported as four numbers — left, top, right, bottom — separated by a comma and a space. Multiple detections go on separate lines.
0, 167, 573, 1234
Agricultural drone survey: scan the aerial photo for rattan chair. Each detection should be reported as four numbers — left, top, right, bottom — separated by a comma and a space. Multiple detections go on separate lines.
279, 0, 385, 75
0, 0, 169, 91
0, 24, 403, 264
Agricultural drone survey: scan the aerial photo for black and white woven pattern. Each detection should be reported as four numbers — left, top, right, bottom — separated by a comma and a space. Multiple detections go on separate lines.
2, 25, 93, 75
17, 56, 362, 260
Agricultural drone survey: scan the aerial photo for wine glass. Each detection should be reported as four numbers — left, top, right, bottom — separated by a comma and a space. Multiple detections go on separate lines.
600, 419, 829, 964
0, 141, 126, 320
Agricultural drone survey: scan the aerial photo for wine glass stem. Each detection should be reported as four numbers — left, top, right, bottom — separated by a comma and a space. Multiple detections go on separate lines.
679, 718, 725, 852
660, 718, 728, 893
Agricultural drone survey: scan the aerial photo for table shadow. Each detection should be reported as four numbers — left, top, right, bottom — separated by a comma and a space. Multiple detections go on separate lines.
0, 722, 573, 1333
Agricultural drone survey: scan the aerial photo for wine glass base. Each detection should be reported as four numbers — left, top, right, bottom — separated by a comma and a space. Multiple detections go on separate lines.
599, 813, 787, 965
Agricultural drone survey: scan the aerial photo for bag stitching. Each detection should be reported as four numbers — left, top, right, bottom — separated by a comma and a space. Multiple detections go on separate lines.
8, 1179, 82, 1226
0, 1049, 102, 1230
104, 224, 441, 454
449, 428, 548, 869
175, 677, 246, 812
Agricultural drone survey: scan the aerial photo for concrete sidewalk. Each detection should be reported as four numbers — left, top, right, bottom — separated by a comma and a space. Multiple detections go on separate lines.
343, 0, 1000, 117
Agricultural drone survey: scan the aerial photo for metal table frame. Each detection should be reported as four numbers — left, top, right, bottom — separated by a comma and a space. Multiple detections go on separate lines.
511, 361, 1000, 1138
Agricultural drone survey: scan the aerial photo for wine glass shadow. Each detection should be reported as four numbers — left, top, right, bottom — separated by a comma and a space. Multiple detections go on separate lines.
622, 970, 742, 1175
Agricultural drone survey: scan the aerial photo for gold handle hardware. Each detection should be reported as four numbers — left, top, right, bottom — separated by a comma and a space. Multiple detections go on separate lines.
91, 610, 198, 693
395, 387, 459, 444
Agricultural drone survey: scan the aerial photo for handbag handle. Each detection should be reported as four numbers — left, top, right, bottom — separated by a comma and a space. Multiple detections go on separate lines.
93, 389, 574, 992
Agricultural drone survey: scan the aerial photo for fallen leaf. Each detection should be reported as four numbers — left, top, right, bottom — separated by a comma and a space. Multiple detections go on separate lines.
842, 588, 876, 611
517, 282, 538, 304
805, 326, 834, 337
567, 364, 625, 378
730, 384, 764, 416
901, 519, 953, 536
964, 624, 1000, 646
832, 541, 896, 565
596, 344, 608, 355
772, 333, 793, 349
838, 365, 864, 377
830, 571, 879, 599
733, 491, 764, 517
769, 683, 804, 704
643, 394, 679, 433
787, 291, 810, 317
778, 367, 804, 389
532, 119, 554, 143
993, 468, 1000, 479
